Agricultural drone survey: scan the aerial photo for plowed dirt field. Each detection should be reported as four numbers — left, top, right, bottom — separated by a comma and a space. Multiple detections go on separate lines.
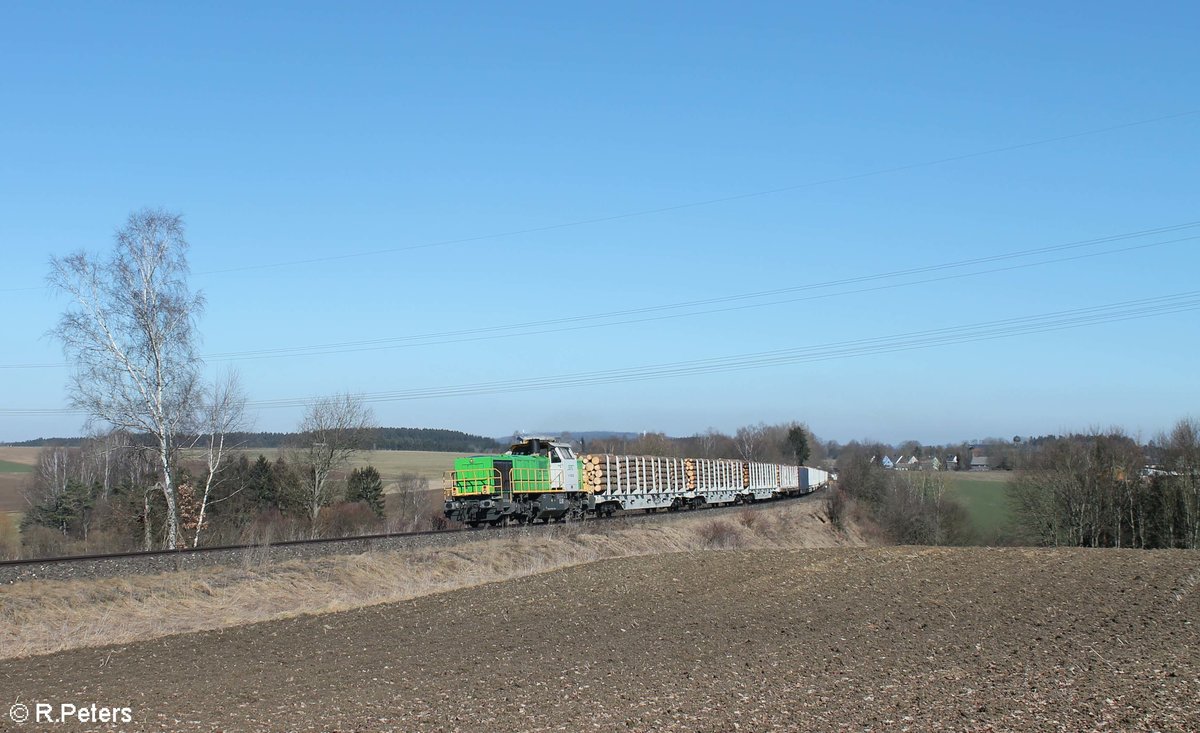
2, 546, 1196, 732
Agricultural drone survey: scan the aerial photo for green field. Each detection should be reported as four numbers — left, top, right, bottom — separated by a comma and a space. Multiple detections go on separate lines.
0, 460, 33, 473
943, 471, 1014, 538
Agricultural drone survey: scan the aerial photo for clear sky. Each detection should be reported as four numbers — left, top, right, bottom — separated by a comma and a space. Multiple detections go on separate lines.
1, 1, 1197, 445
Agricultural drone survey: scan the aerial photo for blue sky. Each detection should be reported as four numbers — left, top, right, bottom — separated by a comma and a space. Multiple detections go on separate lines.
1, 1, 1197, 444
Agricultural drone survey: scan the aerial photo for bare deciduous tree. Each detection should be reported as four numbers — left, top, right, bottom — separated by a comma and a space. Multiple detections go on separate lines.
191, 371, 249, 547
48, 209, 205, 549
693, 428, 721, 459
1010, 430, 1148, 548
385, 472, 429, 532
629, 431, 677, 457
291, 393, 376, 528
734, 422, 769, 463
29, 447, 79, 504
1162, 418, 1200, 548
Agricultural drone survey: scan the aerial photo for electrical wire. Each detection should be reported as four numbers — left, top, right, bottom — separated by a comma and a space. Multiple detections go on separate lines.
6, 290, 1196, 416
4, 221, 1195, 369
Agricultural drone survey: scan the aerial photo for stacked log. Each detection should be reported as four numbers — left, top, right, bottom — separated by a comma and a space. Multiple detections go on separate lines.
582, 454, 685, 494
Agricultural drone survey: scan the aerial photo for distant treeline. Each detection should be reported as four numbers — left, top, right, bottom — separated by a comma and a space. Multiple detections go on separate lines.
5, 427, 502, 453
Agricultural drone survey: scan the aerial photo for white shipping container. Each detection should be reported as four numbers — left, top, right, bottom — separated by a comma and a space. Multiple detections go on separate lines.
801, 467, 830, 492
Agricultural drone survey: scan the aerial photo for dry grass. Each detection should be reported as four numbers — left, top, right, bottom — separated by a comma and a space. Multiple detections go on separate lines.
0, 513, 21, 560
0, 502, 862, 659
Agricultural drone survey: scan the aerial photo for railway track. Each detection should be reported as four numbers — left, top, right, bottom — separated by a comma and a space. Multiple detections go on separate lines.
0, 488, 826, 584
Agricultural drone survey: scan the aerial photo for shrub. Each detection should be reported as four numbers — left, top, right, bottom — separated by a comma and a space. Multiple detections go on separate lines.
20, 525, 69, 558
697, 519, 743, 549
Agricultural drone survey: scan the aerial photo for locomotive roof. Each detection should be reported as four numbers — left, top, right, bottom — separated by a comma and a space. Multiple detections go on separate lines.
509, 435, 571, 448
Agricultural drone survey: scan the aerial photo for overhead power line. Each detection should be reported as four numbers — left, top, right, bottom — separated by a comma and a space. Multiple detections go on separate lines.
6, 290, 1197, 416
199, 223, 1199, 360
5, 220, 1195, 370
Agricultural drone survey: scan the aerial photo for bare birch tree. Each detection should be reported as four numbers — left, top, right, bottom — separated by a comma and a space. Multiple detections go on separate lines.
48, 209, 205, 550
191, 371, 248, 547
291, 393, 375, 528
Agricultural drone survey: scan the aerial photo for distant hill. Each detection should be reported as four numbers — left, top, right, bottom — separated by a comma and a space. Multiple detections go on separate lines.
223, 428, 502, 452
4, 428, 502, 453
1, 437, 82, 448
494, 431, 645, 447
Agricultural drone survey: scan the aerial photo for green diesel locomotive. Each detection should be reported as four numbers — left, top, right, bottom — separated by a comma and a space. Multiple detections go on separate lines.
442, 437, 590, 526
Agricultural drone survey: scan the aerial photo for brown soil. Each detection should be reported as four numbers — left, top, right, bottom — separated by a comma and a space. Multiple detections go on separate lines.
1, 546, 1196, 732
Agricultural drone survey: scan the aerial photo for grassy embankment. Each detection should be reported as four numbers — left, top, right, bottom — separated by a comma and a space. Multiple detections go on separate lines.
0, 499, 861, 659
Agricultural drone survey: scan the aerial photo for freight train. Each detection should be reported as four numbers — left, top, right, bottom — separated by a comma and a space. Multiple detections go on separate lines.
443, 436, 829, 527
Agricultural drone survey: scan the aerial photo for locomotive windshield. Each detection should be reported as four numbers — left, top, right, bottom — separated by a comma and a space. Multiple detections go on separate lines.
507, 438, 574, 460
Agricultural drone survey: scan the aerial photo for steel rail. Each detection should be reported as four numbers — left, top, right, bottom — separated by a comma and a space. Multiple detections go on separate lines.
0, 485, 828, 569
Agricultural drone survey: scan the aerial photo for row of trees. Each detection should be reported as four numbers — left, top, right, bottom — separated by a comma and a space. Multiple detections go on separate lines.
8, 427, 502, 454
19, 391, 386, 549
1008, 420, 1200, 549
17, 437, 438, 558
580, 421, 819, 466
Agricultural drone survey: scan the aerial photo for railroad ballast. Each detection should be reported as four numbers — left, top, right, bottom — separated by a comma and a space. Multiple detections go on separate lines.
443, 436, 829, 527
